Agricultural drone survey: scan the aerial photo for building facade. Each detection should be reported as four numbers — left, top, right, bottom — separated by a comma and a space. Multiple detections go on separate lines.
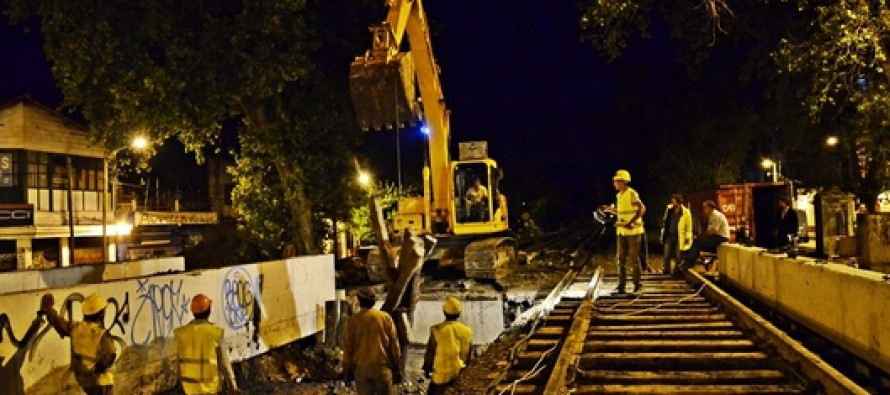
0, 97, 127, 271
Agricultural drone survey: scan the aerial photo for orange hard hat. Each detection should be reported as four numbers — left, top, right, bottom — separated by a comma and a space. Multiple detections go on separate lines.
190, 294, 213, 315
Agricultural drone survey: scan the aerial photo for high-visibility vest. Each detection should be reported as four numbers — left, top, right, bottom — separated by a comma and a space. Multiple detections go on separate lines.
616, 187, 645, 236
174, 320, 224, 394
70, 321, 114, 386
430, 320, 473, 384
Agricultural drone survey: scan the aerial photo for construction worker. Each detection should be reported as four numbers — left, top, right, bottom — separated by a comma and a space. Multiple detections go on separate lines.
343, 287, 402, 395
680, 200, 730, 271
422, 297, 473, 395
661, 194, 693, 275
610, 169, 646, 294
40, 292, 117, 395
173, 293, 238, 394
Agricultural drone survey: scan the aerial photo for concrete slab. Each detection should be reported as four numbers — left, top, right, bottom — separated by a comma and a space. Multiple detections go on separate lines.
720, 244, 890, 374
410, 293, 504, 346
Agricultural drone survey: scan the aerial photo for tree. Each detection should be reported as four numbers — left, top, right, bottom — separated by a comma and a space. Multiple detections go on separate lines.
580, 0, 890, 206
6, 0, 380, 254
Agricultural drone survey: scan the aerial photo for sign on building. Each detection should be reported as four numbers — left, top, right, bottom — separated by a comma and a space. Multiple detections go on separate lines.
0, 153, 13, 187
0, 204, 34, 226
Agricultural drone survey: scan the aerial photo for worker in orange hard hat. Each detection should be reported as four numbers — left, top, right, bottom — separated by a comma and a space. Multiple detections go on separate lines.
422, 297, 473, 395
174, 294, 238, 394
343, 287, 402, 395
41, 292, 118, 395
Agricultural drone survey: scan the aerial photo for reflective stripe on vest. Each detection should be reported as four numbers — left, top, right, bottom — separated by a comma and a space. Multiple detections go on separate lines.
431, 321, 472, 384
70, 321, 113, 386
616, 187, 644, 236
175, 320, 224, 394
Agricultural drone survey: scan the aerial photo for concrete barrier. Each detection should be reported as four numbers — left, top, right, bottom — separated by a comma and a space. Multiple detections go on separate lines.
0, 257, 185, 295
0, 255, 334, 395
408, 293, 504, 346
719, 244, 890, 374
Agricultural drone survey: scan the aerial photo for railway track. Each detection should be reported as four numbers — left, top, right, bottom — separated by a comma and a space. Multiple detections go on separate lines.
489, 269, 870, 395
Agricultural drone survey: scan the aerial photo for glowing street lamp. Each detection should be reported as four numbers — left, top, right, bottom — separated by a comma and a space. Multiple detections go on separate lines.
761, 158, 778, 182
825, 136, 839, 147
103, 136, 148, 262
357, 171, 372, 187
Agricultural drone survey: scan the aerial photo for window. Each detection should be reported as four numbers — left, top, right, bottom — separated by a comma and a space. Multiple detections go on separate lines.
27, 151, 48, 188
50, 156, 68, 189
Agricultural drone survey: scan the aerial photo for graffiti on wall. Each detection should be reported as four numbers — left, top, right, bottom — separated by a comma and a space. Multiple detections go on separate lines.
221, 267, 263, 331
131, 278, 189, 346
0, 312, 44, 395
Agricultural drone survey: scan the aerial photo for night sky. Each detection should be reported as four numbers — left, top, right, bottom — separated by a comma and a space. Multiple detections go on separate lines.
1, 2, 697, 228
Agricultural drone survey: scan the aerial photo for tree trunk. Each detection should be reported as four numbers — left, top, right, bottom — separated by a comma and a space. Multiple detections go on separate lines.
242, 100, 317, 256
274, 160, 317, 255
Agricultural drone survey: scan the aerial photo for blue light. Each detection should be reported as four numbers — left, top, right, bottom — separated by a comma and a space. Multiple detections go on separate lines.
421, 125, 430, 136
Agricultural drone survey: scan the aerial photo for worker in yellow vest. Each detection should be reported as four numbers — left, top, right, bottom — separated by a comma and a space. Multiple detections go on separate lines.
422, 297, 473, 395
610, 169, 646, 294
174, 294, 238, 394
41, 292, 118, 395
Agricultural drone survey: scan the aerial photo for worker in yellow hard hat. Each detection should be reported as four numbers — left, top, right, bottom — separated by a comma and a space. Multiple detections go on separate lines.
343, 287, 402, 395
422, 296, 473, 395
40, 292, 118, 395
611, 169, 646, 294
174, 293, 238, 394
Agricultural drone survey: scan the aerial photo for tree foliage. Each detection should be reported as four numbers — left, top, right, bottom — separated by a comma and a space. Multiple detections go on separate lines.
581, 0, 890, 204
7, 0, 381, 254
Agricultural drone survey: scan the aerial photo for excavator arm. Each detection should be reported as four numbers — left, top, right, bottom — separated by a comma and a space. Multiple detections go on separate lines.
350, 0, 451, 232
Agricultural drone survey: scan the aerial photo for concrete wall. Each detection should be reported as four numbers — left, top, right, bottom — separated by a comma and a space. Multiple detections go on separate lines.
408, 293, 504, 346
0, 257, 185, 295
719, 244, 890, 374
0, 255, 335, 395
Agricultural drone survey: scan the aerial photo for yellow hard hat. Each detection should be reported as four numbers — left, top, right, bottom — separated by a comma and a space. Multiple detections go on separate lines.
82, 293, 108, 316
613, 169, 631, 182
190, 294, 213, 315
443, 297, 462, 315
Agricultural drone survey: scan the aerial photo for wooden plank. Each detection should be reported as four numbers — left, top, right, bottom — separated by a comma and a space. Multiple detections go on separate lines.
594, 307, 721, 315
583, 339, 755, 352
586, 329, 745, 339
579, 352, 771, 369
579, 369, 788, 384
572, 384, 803, 394
492, 384, 542, 394
588, 321, 735, 331
592, 314, 728, 323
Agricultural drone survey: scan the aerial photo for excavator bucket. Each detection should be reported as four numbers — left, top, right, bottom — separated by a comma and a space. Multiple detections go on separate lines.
349, 52, 421, 131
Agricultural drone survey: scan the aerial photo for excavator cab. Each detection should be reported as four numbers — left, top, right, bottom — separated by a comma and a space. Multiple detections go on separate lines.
451, 141, 509, 235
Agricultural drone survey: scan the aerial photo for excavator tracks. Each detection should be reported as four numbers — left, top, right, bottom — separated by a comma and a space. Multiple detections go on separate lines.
489, 271, 869, 395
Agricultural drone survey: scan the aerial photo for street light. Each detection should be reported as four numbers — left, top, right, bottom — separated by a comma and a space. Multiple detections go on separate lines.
103, 136, 148, 263
761, 158, 778, 182
357, 171, 372, 187
825, 136, 839, 147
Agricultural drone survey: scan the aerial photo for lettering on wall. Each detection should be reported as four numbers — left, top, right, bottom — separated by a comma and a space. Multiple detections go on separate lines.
131, 279, 189, 346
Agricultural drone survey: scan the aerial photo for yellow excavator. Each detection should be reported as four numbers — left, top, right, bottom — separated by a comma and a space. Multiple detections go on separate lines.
350, 0, 516, 282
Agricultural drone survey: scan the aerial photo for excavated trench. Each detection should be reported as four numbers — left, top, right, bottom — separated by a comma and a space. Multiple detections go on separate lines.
169, 242, 599, 394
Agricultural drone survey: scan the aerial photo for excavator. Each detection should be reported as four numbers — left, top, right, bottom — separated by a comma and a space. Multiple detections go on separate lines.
349, 0, 516, 283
